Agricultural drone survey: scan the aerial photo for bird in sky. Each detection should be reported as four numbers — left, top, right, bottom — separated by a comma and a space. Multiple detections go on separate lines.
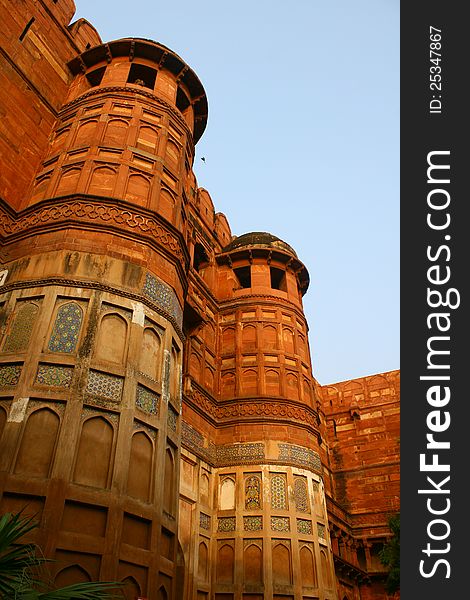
201, 156, 206, 162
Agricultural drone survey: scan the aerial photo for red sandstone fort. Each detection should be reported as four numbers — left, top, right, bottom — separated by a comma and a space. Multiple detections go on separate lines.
0, 2, 399, 599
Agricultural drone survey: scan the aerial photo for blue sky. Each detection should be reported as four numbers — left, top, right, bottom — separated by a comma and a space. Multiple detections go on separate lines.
73, 0, 399, 385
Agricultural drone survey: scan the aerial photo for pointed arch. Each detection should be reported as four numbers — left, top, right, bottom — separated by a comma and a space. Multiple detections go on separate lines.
263, 324, 277, 350
265, 369, 280, 396
163, 447, 175, 514
300, 545, 317, 587
221, 371, 235, 399
139, 327, 161, 380
102, 118, 128, 146
121, 576, 141, 600
14, 408, 60, 478
95, 313, 128, 364
220, 477, 235, 510
73, 416, 114, 488
159, 189, 175, 223
3, 301, 40, 353
75, 119, 98, 147
198, 542, 208, 581
241, 368, 257, 396
242, 324, 256, 351
88, 166, 116, 196
55, 564, 91, 586
137, 125, 158, 154
125, 173, 151, 206
55, 167, 81, 196
244, 543, 263, 583
272, 542, 292, 585
127, 431, 153, 502
217, 544, 234, 583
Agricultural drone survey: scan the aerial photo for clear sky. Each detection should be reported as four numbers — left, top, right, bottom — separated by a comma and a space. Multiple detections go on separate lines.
73, 0, 399, 385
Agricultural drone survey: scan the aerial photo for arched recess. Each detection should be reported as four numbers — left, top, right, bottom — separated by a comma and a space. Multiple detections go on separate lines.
102, 118, 128, 146
127, 431, 153, 502
52, 126, 70, 152
30, 174, 51, 203
241, 369, 257, 396
95, 313, 128, 364
73, 416, 114, 488
165, 139, 180, 169
244, 543, 263, 583
272, 542, 292, 585
122, 576, 141, 600
55, 564, 91, 586
242, 324, 257, 351
286, 372, 299, 401
283, 327, 295, 354
200, 473, 209, 505
265, 369, 280, 396
300, 545, 317, 587
0, 406, 7, 442
163, 447, 175, 514
75, 119, 98, 147
88, 166, 116, 197
139, 328, 161, 380
137, 126, 158, 154
14, 408, 60, 478
170, 346, 180, 402
55, 167, 81, 197
217, 544, 234, 583
159, 189, 175, 223
157, 586, 168, 600
298, 333, 307, 360
175, 543, 186, 600
219, 477, 235, 510
198, 542, 208, 581
221, 327, 235, 352
125, 173, 151, 206
189, 352, 201, 378
320, 549, 331, 587
221, 372, 235, 399
263, 324, 277, 350
204, 366, 214, 391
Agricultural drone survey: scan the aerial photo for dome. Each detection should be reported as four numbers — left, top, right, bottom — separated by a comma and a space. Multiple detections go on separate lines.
223, 232, 298, 258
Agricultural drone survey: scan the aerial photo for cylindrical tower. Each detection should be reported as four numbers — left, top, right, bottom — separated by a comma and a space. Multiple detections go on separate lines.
0, 37, 207, 599
180, 232, 339, 600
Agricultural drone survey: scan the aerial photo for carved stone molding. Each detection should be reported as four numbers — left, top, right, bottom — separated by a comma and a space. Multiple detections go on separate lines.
0, 197, 186, 265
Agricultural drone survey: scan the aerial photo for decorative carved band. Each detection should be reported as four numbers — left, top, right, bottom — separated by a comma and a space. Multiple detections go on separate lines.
184, 380, 320, 437
0, 197, 186, 264
181, 420, 322, 475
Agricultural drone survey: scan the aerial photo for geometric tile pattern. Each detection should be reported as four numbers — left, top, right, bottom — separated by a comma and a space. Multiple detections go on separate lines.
142, 273, 183, 328
271, 475, 287, 510
167, 404, 178, 431
278, 443, 322, 473
294, 477, 309, 513
200, 513, 211, 531
36, 364, 73, 387
48, 302, 83, 353
0, 364, 22, 387
216, 443, 265, 466
243, 516, 263, 531
245, 475, 261, 509
317, 522, 326, 539
86, 369, 123, 401
217, 517, 236, 532
135, 384, 159, 414
3, 302, 40, 353
271, 516, 290, 531
297, 518, 313, 535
